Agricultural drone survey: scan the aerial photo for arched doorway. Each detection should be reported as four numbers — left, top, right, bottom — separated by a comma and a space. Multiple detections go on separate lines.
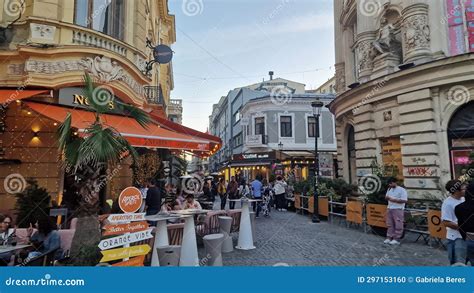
448, 102, 474, 179
347, 125, 357, 184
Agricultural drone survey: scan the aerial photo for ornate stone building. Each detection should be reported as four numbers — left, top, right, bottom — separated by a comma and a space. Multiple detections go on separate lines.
0, 0, 220, 214
330, 0, 474, 199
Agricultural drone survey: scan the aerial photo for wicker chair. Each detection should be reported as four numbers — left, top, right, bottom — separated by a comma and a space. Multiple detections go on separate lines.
167, 223, 185, 246
226, 209, 242, 233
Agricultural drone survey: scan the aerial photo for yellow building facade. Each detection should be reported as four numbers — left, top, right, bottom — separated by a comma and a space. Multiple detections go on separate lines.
0, 0, 176, 214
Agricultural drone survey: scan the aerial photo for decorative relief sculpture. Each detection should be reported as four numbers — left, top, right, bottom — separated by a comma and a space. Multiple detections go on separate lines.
372, 18, 402, 58
24, 56, 145, 97
358, 40, 374, 72
335, 63, 346, 93
79, 56, 125, 83
30, 23, 56, 41
403, 15, 430, 52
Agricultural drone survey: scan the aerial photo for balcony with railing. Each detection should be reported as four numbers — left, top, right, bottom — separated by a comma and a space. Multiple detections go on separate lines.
244, 134, 268, 148
144, 85, 166, 111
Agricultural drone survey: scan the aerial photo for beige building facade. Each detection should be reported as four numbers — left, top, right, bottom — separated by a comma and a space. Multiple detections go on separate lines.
0, 0, 176, 213
330, 0, 474, 199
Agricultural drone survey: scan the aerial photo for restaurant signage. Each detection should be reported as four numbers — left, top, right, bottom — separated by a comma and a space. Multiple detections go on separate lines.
103, 221, 149, 236
58, 87, 123, 114
233, 152, 274, 161
366, 204, 388, 228
428, 210, 446, 239
98, 228, 154, 250
107, 213, 146, 223
118, 187, 143, 214
100, 244, 151, 262
246, 135, 262, 146
111, 255, 145, 267
346, 201, 363, 224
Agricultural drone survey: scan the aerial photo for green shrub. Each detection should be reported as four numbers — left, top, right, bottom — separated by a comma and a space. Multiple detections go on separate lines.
15, 179, 51, 228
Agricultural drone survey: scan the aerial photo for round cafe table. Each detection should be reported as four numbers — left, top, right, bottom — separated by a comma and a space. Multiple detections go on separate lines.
145, 213, 184, 267
170, 209, 208, 266
228, 198, 262, 250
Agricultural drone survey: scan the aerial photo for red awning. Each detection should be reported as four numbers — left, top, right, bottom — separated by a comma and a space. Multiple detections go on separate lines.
149, 111, 221, 145
0, 89, 50, 104
25, 102, 212, 152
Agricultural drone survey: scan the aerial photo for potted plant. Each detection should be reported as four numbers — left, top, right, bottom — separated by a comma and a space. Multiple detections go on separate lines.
57, 72, 152, 266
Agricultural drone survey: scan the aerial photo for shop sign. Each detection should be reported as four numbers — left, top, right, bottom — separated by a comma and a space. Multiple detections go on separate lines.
233, 152, 273, 161
246, 135, 262, 146
366, 204, 387, 228
100, 244, 151, 262
107, 213, 146, 223
58, 87, 123, 113
428, 210, 446, 239
98, 229, 153, 250
103, 221, 149, 236
346, 201, 363, 224
111, 255, 145, 267
118, 187, 143, 214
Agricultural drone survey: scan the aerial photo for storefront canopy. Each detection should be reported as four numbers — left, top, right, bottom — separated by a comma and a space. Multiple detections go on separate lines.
0, 89, 50, 104
149, 111, 221, 144
25, 102, 213, 152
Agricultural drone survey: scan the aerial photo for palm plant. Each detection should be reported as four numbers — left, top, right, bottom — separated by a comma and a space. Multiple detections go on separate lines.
57, 72, 152, 265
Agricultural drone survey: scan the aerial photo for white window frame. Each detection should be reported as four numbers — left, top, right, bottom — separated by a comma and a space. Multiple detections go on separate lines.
252, 113, 267, 136
278, 113, 295, 141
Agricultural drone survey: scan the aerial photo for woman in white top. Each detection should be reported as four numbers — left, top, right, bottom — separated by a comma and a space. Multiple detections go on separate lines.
273, 176, 288, 211
239, 179, 250, 198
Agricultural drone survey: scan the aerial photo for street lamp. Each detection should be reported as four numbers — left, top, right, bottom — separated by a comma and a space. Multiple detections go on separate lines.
278, 141, 283, 162
311, 100, 324, 223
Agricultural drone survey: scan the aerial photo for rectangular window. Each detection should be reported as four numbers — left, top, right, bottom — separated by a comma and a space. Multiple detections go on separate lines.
280, 116, 292, 137
75, 0, 125, 40
233, 111, 240, 124
308, 116, 317, 138
255, 117, 265, 135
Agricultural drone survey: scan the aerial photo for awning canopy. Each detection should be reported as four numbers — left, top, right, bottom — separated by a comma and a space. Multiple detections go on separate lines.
0, 89, 50, 104
25, 102, 212, 152
150, 111, 221, 144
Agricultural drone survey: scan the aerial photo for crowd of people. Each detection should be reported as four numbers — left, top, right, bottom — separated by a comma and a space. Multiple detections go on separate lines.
0, 214, 62, 266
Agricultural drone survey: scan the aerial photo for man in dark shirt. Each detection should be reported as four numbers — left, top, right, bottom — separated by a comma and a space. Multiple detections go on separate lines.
145, 179, 162, 216
455, 182, 474, 266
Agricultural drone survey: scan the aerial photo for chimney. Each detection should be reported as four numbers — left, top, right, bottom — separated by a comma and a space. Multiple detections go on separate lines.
269, 71, 274, 80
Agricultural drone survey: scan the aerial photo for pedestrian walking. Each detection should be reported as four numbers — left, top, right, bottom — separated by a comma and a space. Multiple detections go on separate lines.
218, 178, 227, 210
455, 182, 474, 266
384, 177, 408, 245
251, 175, 263, 218
227, 176, 239, 209
442, 179, 466, 265
274, 176, 288, 211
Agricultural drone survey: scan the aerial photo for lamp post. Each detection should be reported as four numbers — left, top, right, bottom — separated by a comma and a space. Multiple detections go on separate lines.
278, 141, 283, 163
311, 100, 324, 223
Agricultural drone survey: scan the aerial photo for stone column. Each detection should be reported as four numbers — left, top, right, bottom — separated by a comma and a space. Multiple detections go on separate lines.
401, 3, 432, 64
356, 31, 376, 82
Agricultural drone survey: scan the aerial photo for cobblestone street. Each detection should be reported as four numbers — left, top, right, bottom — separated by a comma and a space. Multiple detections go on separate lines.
200, 206, 448, 266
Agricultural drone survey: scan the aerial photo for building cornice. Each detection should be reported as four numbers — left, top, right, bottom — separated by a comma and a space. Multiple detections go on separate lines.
328, 53, 474, 118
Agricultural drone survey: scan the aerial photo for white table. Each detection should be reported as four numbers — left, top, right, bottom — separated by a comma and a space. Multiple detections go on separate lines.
145, 214, 184, 267
229, 199, 262, 250
0, 244, 31, 254
170, 209, 208, 266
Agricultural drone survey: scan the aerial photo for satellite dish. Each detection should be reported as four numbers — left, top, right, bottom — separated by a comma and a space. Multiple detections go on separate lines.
154, 45, 173, 64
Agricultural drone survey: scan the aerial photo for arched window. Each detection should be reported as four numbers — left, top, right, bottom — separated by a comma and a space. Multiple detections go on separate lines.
448, 102, 474, 179
75, 0, 125, 40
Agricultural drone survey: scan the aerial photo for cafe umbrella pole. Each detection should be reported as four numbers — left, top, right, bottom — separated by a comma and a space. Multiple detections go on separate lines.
311, 100, 324, 223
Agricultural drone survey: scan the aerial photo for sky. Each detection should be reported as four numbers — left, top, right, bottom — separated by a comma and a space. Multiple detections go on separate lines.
168, 0, 335, 132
